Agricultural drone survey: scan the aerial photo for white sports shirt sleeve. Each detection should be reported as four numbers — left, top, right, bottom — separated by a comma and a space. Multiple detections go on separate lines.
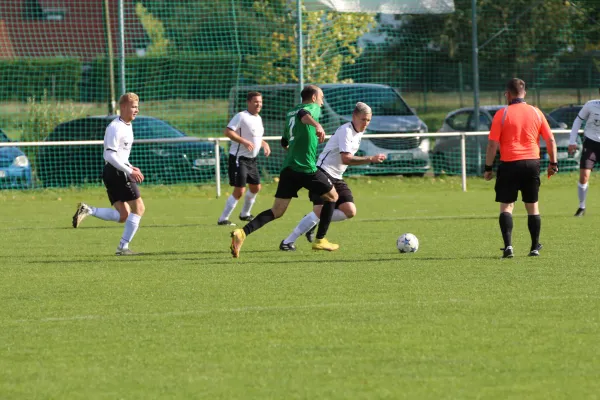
570, 100, 600, 145
103, 119, 134, 175
316, 122, 362, 179
227, 111, 265, 158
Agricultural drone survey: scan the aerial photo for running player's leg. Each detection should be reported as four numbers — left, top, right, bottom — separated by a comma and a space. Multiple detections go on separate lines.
575, 139, 597, 216
230, 167, 300, 258
73, 165, 122, 228
218, 155, 246, 225
240, 159, 261, 221
116, 197, 145, 254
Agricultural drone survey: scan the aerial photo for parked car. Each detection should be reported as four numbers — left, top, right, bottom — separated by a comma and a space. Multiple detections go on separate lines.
0, 128, 32, 189
37, 116, 225, 187
228, 83, 430, 176
431, 105, 581, 175
548, 105, 584, 129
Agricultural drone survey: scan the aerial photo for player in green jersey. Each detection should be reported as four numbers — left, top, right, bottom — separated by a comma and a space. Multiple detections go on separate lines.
230, 85, 339, 258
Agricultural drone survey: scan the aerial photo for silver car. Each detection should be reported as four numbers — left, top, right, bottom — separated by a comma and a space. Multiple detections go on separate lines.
431, 105, 581, 175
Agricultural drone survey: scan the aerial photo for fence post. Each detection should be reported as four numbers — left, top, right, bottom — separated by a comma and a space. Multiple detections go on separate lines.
214, 139, 221, 198
461, 133, 467, 192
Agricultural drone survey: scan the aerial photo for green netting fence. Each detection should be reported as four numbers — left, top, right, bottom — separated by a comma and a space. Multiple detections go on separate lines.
0, 0, 599, 190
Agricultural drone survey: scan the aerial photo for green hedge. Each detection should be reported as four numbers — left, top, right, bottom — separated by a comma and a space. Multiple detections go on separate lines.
0, 58, 82, 101
86, 54, 239, 101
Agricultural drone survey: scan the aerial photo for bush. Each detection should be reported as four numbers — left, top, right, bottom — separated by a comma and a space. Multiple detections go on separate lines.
0, 58, 82, 101
86, 54, 238, 101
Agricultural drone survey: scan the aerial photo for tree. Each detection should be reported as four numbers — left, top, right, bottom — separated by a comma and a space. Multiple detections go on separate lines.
245, 0, 375, 84
136, 3, 169, 56
357, 0, 599, 90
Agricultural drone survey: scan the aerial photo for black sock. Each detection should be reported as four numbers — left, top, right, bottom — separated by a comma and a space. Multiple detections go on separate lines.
499, 212, 513, 248
316, 201, 335, 240
242, 209, 275, 236
527, 214, 541, 251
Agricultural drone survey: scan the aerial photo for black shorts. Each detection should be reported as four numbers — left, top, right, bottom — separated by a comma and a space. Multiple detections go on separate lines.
309, 168, 354, 207
274, 167, 333, 199
495, 159, 540, 204
580, 137, 600, 170
103, 164, 141, 205
228, 154, 260, 187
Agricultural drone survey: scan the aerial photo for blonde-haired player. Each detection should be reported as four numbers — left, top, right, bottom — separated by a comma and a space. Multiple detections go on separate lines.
72, 93, 146, 255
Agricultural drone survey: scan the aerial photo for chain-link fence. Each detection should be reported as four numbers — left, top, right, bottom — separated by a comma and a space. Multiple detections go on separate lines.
0, 0, 597, 189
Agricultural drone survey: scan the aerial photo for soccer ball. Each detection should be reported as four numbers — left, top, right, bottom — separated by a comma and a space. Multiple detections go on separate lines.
397, 233, 419, 253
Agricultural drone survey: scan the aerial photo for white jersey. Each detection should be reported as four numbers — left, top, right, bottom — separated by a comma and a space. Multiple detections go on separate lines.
104, 118, 133, 167
570, 100, 600, 144
227, 110, 264, 158
317, 122, 363, 179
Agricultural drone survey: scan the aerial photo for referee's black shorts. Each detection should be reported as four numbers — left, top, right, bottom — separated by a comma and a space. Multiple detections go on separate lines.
228, 154, 260, 187
309, 168, 354, 207
274, 167, 333, 199
103, 164, 141, 205
495, 159, 540, 204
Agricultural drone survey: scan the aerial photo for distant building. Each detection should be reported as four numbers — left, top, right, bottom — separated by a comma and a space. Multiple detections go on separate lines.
0, 0, 148, 61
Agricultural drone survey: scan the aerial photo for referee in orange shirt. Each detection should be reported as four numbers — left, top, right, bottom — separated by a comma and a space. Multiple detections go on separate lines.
484, 78, 558, 258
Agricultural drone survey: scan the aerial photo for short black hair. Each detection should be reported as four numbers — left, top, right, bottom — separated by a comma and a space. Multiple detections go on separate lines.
246, 91, 262, 101
301, 85, 320, 102
506, 78, 526, 96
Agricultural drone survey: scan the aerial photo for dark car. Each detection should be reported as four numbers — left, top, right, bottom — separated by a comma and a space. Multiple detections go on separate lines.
37, 116, 225, 187
0, 128, 32, 189
548, 105, 584, 129
431, 105, 581, 176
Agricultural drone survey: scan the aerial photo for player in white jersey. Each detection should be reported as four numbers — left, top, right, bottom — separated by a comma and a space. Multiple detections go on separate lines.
218, 91, 270, 226
568, 98, 600, 216
71, 93, 146, 256
279, 102, 385, 251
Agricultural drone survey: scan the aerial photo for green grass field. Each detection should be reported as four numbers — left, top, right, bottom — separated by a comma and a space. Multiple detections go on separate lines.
1, 174, 600, 399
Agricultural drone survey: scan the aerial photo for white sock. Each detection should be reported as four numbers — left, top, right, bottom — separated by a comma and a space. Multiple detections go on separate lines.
578, 182, 589, 209
331, 209, 348, 222
91, 207, 120, 222
119, 213, 142, 249
284, 212, 319, 244
240, 191, 257, 217
219, 195, 238, 222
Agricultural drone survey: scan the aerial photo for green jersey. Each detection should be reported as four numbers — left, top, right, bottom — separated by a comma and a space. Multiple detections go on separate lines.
282, 102, 322, 173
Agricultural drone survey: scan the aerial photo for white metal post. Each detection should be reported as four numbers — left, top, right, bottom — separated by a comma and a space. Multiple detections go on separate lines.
118, 0, 126, 95
461, 133, 467, 192
215, 139, 221, 198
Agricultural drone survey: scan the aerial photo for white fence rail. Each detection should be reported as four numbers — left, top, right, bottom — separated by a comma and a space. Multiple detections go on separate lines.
0, 130, 575, 196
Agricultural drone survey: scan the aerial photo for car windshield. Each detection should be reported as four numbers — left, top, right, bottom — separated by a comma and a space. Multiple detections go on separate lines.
133, 118, 186, 139
323, 86, 413, 116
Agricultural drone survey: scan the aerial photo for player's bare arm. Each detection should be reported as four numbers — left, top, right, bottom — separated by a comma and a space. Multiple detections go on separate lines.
262, 140, 271, 157
340, 152, 385, 165
300, 114, 326, 143
545, 135, 559, 177
225, 127, 254, 151
484, 139, 500, 181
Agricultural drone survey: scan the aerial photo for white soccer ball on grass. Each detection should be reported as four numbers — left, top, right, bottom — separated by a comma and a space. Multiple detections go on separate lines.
397, 233, 419, 253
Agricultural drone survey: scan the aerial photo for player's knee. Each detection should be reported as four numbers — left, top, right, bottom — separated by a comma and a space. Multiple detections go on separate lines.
118, 210, 129, 223
232, 188, 245, 200
345, 209, 356, 219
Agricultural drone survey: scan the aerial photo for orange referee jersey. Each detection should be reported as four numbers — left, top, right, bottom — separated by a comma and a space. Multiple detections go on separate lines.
488, 102, 552, 162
